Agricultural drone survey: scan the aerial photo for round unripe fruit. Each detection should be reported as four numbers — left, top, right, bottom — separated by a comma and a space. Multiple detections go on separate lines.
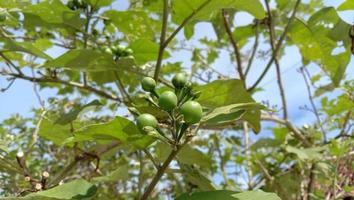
180, 101, 203, 124
172, 73, 188, 88
67, 0, 76, 10
136, 114, 158, 131
158, 91, 177, 112
141, 77, 156, 92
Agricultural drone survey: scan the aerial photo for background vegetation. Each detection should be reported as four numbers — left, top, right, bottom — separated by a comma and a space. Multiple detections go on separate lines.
0, 0, 353, 199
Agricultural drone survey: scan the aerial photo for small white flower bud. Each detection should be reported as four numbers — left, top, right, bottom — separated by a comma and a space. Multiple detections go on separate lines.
35, 183, 42, 190
42, 171, 50, 178
16, 151, 24, 158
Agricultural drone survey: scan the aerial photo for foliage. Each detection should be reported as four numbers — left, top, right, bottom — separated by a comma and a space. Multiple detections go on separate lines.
0, 0, 353, 199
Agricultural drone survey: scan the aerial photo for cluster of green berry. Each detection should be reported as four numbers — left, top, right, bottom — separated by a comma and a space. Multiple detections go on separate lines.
135, 73, 203, 143
103, 45, 134, 60
67, 0, 88, 10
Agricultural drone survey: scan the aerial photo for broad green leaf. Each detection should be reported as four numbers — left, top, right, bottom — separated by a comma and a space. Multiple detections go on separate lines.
87, 0, 115, 7
103, 10, 158, 40
288, 17, 351, 86
22, 0, 84, 30
42, 49, 134, 71
172, 0, 264, 39
55, 100, 102, 125
178, 145, 213, 168
179, 164, 216, 191
176, 190, 237, 200
176, 190, 280, 200
337, 0, 354, 11
156, 143, 213, 168
172, 0, 265, 25
71, 116, 154, 149
129, 39, 169, 65
285, 145, 327, 161
38, 118, 73, 146
27, 179, 96, 200
196, 79, 261, 132
0, 38, 51, 59
232, 190, 281, 200
251, 138, 281, 150
92, 164, 130, 183
202, 103, 264, 126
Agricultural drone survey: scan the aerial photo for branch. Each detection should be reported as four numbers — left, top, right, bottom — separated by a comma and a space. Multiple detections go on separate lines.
0, 52, 23, 75
264, 0, 288, 120
248, 0, 302, 91
154, 0, 212, 80
245, 21, 260, 77
2, 72, 122, 102
162, 0, 211, 49
140, 147, 182, 200
299, 67, 326, 142
221, 9, 245, 82
261, 114, 311, 147
153, 0, 169, 81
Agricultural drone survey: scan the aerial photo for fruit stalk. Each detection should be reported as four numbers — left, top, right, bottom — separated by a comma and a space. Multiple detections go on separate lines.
140, 146, 181, 200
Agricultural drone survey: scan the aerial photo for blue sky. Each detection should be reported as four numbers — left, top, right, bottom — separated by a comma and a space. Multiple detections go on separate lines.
0, 0, 353, 130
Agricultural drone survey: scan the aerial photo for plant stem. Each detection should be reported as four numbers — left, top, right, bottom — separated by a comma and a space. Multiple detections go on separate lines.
153, 0, 169, 81
140, 147, 182, 200
264, 0, 288, 120
248, 0, 302, 91
245, 21, 259, 77
154, 0, 211, 80
221, 9, 245, 83
299, 67, 326, 142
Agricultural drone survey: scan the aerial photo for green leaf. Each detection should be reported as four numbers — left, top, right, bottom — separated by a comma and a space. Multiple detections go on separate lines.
38, 118, 73, 146
29, 179, 96, 200
129, 39, 169, 65
202, 103, 264, 126
42, 49, 134, 71
0, 38, 52, 59
178, 145, 213, 168
87, 0, 114, 7
172, 0, 265, 25
179, 164, 216, 191
55, 100, 102, 125
337, 0, 354, 11
92, 164, 130, 183
196, 79, 261, 132
232, 190, 282, 200
176, 190, 280, 200
155, 143, 212, 168
285, 146, 327, 161
71, 116, 154, 149
103, 10, 158, 40
22, 0, 84, 30
288, 17, 351, 86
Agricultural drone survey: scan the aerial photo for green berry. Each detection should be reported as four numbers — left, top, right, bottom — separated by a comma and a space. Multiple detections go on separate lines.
180, 101, 203, 124
158, 91, 177, 112
172, 73, 188, 88
141, 77, 156, 92
136, 113, 158, 131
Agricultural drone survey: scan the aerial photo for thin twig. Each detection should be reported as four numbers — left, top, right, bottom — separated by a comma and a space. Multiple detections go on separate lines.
299, 67, 326, 142
248, 0, 302, 91
221, 9, 245, 83
245, 21, 260, 77
243, 122, 254, 189
0, 52, 23, 75
153, 0, 169, 81
264, 0, 288, 120
113, 71, 133, 104
3, 72, 122, 102
261, 114, 311, 146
